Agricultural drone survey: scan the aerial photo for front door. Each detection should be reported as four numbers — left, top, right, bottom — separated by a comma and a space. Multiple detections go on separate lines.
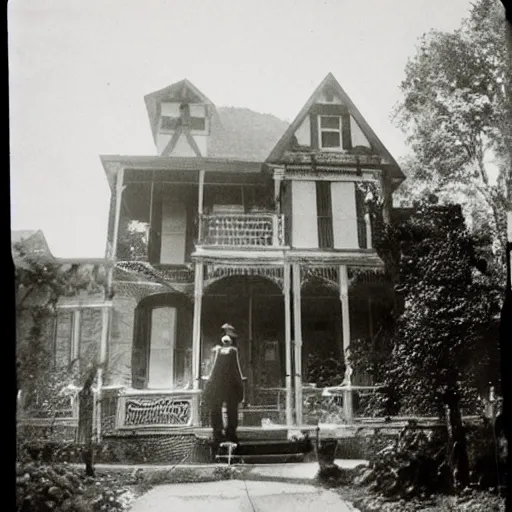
251, 293, 285, 422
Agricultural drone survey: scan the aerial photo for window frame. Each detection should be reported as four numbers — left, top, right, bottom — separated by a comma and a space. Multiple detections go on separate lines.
159, 103, 208, 135
318, 115, 343, 150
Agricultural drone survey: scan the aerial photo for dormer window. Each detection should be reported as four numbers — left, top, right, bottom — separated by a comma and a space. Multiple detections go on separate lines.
160, 102, 207, 133
319, 115, 342, 149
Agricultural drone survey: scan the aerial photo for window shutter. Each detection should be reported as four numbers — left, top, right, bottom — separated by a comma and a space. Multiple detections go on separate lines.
148, 182, 163, 264
341, 113, 352, 150
316, 181, 334, 248
55, 310, 73, 368
132, 306, 150, 389
355, 187, 367, 249
310, 114, 319, 149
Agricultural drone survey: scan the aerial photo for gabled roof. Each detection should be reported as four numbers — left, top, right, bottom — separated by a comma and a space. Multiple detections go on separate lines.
208, 107, 290, 161
266, 73, 405, 185
144, 79, 215, 143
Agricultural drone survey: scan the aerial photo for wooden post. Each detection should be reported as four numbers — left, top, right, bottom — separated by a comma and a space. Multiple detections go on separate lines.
111, 168, 125, 261
339, 265, 353, 422
77, 370, 96, 476
198, 170, 205, 243
283, 263, 293, 426
192, 262, 204, 391
273, 166, 284, 213
247, 285, 254, 405
272, 215, 279, 247
190, 262, 204, 425
364, 212, 372, 249
292, 263, 303, 426
95, 305, 111, 442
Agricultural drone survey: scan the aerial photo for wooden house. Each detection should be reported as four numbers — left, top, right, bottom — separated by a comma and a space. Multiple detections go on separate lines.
97, 72, 405, 440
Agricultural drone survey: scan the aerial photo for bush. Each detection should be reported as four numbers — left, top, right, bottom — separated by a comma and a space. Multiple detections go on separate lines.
16, 462, 134, 512
354, 421, 452, 499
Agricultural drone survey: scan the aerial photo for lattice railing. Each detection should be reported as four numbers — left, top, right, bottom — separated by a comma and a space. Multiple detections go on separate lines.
17, 388, 79, 420
199, 214, 285, 247
117, 392, 197, 427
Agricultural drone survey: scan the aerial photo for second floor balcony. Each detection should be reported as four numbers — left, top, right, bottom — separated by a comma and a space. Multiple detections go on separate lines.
198, 213, 285, 248
116, 211, 287, 269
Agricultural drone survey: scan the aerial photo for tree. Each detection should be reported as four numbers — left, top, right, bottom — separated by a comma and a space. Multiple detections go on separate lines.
394, 0, 510, 258
380, 203, 499, 489
15, 242, 107, 474
15, 243, 106, 402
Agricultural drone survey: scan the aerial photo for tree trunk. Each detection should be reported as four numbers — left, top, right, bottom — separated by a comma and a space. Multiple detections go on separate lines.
444, 395, 470, 491
78, 381, 95, 477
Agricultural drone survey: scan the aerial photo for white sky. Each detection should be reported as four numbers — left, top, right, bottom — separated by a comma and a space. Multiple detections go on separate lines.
9, 0, 474, 258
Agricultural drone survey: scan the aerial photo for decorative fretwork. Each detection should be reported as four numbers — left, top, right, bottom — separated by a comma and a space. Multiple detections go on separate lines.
122, 395, 192, 426
152, 265, 195, 283
116, 261, 194, 291
347, 266, 387, 287
199, 214, 285, 247
204, 263, 284, 290
300, 265, 339, 289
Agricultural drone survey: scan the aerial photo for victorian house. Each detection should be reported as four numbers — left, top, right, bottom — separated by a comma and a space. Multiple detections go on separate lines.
94, 72, 405, 441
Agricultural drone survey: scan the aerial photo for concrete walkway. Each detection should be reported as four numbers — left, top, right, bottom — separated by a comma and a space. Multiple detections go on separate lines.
128, 480, 360, 512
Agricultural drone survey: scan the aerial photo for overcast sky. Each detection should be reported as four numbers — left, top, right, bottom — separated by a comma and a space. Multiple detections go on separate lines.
9, 0, 474, 258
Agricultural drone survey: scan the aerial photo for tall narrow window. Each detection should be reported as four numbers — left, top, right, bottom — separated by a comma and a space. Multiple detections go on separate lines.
316, 181, 334, 248
148, 307, 177, 388
132, 295, 193, 390
54, 309, 80, 368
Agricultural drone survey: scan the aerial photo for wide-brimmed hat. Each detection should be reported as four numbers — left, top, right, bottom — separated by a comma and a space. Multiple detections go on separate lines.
221, 323, 238, 338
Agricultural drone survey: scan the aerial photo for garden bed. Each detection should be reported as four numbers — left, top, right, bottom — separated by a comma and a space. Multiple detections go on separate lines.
15, 461, 242, 512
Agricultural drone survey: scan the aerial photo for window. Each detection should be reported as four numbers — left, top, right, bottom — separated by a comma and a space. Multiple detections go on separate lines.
132, 296, 193, 390
54, 309, 80, 368
316, 181, 334, 248
160, 103, 207, 133
319, 116, 342, 149
147, 307, 177, 388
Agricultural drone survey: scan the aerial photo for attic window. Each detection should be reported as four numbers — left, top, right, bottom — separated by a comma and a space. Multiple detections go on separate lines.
319, 116, 342, 149
160, 103, 207, 132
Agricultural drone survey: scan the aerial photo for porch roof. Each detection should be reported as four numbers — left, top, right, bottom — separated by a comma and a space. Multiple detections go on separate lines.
100, 155, 265, 191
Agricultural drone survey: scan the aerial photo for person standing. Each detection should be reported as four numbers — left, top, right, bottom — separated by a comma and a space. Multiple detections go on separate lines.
203, 323, 244, 449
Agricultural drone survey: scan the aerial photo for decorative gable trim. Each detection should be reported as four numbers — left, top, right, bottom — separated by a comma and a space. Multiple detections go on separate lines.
266, 73, 405, 187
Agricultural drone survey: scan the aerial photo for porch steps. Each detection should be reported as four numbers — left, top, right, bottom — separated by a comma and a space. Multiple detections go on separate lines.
215, 452, 306, 464
213, 437, 314, 465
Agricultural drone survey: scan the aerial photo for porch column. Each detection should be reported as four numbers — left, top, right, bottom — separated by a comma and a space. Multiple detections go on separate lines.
283, 263, 293, 426
111, 168, 125, 261
273, 166, 285, 213
364, 211, 373, 250
339, 265, 353, 422
191, 261, 204, 426
95, 303, 112, 442
292, 263, 303, 426
197, 170, 205, 242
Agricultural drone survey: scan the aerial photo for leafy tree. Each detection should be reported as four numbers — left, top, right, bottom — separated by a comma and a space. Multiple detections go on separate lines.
393, 0, 510, 258
15, 243, 106, 399
381, 203, 499, 488
15, 242, 108, 475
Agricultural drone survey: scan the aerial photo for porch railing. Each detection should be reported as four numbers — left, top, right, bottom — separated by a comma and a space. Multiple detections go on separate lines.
198, 213, 285, 247
116, 389, 201, 428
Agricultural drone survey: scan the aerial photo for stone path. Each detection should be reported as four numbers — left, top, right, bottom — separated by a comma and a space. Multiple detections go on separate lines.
128, 480, 360, 512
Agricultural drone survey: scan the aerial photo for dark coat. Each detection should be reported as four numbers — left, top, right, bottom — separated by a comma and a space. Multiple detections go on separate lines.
203, 345, 244, 406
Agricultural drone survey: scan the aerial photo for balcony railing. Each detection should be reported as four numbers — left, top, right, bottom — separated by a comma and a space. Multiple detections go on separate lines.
198, 213, 285, 247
